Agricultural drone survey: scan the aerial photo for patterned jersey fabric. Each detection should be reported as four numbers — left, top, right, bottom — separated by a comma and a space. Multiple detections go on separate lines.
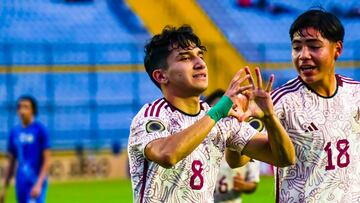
128, 98, 258, 203
272, 75, 360, 203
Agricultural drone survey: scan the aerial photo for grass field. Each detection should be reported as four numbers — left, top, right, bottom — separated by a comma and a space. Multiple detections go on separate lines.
5, 176, 274, 203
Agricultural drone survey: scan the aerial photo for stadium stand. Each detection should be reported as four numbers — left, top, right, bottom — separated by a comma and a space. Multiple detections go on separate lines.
0, 0, 162, 151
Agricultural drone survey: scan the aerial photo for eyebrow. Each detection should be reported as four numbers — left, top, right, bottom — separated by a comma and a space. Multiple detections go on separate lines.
177, 50, 204, 56
292, 39, 322, 44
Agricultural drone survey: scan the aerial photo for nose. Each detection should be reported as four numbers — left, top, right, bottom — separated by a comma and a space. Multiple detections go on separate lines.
193, 56, 206, 70
299, 46, 311, 60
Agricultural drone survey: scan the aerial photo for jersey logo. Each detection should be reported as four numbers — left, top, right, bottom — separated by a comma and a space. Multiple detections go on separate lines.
304, 122, 318, 133
146, 120, 165, 133
19, 133, 34, 144
248, 118, 264, 132
354, 107, 360, 124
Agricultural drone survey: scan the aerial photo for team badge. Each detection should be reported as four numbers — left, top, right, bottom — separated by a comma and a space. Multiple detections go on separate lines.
248, 117, 264, 132
146, 120, 166, 133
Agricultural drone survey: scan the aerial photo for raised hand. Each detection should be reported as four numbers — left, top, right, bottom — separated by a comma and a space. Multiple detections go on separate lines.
224, 69, 253, 121
239, 66, 275, 121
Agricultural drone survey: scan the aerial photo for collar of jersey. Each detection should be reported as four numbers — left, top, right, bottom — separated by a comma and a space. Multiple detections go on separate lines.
298, 74, 340, 99
163, 97, 202, 117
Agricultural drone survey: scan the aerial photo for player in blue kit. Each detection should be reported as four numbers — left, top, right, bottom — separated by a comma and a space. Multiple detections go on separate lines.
0, 96, 51, 203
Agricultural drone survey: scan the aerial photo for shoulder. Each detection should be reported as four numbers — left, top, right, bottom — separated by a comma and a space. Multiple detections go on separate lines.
271, 77, 304, 106
336, 74, 360, 88
131, 98, 170, 128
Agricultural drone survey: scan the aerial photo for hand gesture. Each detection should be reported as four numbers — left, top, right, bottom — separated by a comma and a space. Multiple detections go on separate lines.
239, 67, 275, 121
224, 69, 253, 121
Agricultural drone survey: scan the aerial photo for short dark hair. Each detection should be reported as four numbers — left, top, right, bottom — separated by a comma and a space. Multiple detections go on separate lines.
289, 8, 344, 43
144, 25, 206, 88
17, 95, 38, 116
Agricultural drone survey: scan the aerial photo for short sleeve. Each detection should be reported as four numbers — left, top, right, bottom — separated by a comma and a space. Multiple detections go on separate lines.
7, 130, 16, 157
39, 124, 51, 150
245, 160, 260, 183
224, 118, 258, 153
128, 113, 169, 158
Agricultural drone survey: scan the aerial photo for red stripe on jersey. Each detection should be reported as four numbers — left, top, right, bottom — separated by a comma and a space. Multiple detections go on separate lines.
338, 75, 360, 84
155, 100, 166, 117
271, 77, 300, 98
144, 104, 152, 117
149, 99, 162, 117
165, 104, 175, 112
272, 80, 302, 105
200, 101, 205, 110
139, 160, 149, 203
276, 167, 280, 203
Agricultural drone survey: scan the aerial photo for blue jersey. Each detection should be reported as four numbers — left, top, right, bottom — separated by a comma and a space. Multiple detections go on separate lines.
7, 121, 50, 203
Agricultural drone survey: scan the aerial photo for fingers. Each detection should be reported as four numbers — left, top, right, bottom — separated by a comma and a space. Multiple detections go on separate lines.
231, 69, 244, 84
244, 66, 256, 90
265, 74, 274, 93
255, 67, 263, 89
235, 84, 253, 95
239, 109, 252, 122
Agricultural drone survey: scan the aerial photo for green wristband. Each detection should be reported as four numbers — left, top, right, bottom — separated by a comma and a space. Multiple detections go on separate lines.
207, 95, 233, 122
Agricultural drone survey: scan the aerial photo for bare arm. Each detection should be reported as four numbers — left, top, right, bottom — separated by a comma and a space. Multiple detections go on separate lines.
236, 67, 295, 167
225, 149, 251, 168
35, 149, 50, 187
0, 155, 16, 202
145, 70, 252, 168
1, 155, 16, 189
146, 116, 216, 168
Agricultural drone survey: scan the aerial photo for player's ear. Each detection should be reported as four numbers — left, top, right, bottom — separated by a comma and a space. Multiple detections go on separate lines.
152, 68, 168, 85
334, 41, 343, 61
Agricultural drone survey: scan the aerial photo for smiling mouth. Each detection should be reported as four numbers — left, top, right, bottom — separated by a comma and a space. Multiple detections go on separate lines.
193, 74, 207, 79
300, 66, 316, 72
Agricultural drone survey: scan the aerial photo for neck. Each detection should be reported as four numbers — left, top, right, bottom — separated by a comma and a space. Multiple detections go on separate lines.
22, 117, 34, 127
163, 92, 201, 115
309, 74, 337, 97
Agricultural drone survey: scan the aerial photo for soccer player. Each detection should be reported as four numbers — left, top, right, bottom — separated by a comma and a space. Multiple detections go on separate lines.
206, 90, 260, 203
272, 9, 360, 202
0, 96, 51, 203
128, 25, 295, 202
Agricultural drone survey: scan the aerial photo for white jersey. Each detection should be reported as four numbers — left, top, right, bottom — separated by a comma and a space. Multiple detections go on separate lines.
214, 159, 260, 203
272, 75, 360, 203
128, 98, 258, 203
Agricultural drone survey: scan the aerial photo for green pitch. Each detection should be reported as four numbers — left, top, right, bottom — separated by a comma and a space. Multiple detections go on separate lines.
5, 176, 274, 203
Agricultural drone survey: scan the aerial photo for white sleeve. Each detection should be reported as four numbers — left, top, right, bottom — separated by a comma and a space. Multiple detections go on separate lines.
224, 118, 258, 152
128, 113, 169, 158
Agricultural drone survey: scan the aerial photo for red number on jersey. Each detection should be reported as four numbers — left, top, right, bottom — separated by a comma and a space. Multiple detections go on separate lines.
324, 139, 350, 171
190, 160, 204, 190
218, 176, 228, 193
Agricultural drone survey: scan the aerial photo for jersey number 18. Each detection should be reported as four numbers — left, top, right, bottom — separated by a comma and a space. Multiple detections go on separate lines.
324, 139, 350, 171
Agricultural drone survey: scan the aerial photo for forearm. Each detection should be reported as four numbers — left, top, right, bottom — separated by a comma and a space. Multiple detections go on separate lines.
225, 149, 251, 168
35, 150, 50, 186
263, 114, 295, 166
146, 115, 216, 167
2, 157, 15, 189
235, 182, 257, 194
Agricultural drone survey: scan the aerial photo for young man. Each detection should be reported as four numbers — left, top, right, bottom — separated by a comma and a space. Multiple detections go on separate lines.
0, 96, 51, 203
272, 9, 360, 202
206, 90, 260, 203
128, 25, 295, 202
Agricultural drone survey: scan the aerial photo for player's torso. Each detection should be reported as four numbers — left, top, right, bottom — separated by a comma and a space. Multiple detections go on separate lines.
214, 159, 245, 203
12, 122, 43, 182
142, 103, 227, 202
275, 82, 360, 202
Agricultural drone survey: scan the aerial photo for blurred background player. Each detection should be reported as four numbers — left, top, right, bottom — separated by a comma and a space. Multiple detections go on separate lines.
128, 25, 295, 202
0, 96, 51, 203
206, 90, 260, 203
272, 8, 360, 202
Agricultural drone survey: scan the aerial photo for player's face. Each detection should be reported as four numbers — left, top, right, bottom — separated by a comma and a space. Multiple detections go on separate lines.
165, 45, 208, 96
291, 27, 342, 86
17, 100, 34, 123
